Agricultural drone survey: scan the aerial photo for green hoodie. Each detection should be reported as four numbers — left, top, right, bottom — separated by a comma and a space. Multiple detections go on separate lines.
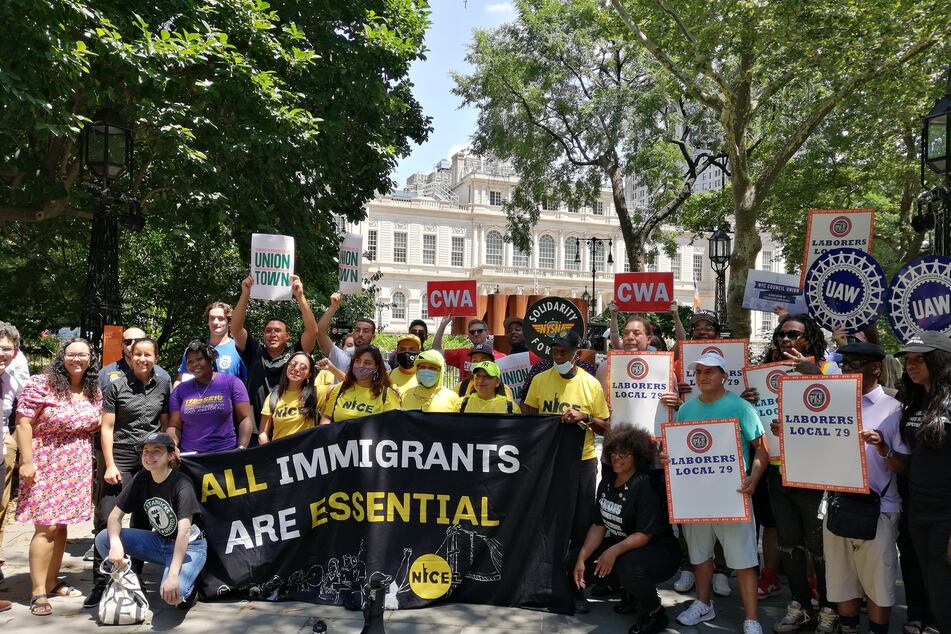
401, 350, 461, 412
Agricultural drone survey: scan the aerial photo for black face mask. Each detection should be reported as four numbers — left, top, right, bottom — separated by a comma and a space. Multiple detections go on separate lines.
396, 351, 417, 369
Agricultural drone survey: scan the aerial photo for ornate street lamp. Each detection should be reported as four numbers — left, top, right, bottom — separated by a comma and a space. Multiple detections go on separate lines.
920, 65, 951, 255
708, 225, 731, 327
576, 237, 613, 339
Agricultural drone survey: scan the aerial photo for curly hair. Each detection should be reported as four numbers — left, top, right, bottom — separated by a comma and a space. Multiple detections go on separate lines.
44, 337, 100, 401
762, 314, 827, 364
603, 426, 657, 474
899, 349, 951, 448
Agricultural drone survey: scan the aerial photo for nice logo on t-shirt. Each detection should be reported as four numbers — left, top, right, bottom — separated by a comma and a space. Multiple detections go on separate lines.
144, 497, 178, 537
341, 399, 375, 413
540, 396, 583, 414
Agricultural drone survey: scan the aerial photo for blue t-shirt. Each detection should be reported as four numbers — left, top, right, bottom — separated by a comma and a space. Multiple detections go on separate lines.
178, 338, 247, 382
675, 391, 764, 472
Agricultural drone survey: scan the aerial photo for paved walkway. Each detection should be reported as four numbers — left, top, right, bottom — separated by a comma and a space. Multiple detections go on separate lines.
0, 517, 908, 633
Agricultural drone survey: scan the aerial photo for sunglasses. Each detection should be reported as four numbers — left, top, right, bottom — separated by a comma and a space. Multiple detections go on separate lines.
608, 450, 632, 458
123, 338, 145, 346
775, 330, 805, 340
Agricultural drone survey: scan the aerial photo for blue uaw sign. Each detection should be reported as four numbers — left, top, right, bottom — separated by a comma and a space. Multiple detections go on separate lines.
804, 247, 886, 334
886, 256, 951, 343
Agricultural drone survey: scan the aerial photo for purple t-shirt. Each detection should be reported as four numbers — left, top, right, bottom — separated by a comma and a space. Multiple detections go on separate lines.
169, 374, 249, 454
860, 386, 906, 513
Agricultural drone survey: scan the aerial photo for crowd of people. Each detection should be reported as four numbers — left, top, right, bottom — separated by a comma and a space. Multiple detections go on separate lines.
0, 274, 949, 634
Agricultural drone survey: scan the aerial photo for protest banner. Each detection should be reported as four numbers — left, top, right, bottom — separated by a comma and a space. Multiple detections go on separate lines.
662, 419, 750, 524
251, 233, 295, 300
679, 339, 748, 399
524, 297, 586, 358
179, 410, 579, 612
804, 247, 886, 334
742, 270, 808, 314
337, 233, 362, 294
494, 352, 532, 401
800, 209, 875, 286
426, 280, 478, 317
778, 375, 868, 493
743, 360, 814, 460
101, 325, 124, 366
613, 273, 674, 312
887, 255, 951, 342
606, 351, 674, 436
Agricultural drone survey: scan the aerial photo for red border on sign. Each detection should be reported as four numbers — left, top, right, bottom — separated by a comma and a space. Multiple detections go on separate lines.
606, 350, 675, 437
742, 359, 813, 461
661, 418, 752, 524
426, 280, 478, 317
613, 272, 675, 312
799, 209, 875, 286
677, 338, 750, 385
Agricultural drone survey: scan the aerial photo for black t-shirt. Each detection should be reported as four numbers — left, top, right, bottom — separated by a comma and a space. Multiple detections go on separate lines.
903, 408, 951, 508
240, 335, 303, 421
592, 472, 673, 543
117, 470, 203, 540
103, 373, 170, 449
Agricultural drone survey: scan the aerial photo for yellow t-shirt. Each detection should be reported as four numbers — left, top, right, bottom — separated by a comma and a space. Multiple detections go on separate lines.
320, 384, 401, 422
457, 394, 521, 414
523, 367, 610, 461
401, 386, 461, 413
261, 389, 320, 440
454, 379, 514, 400
315, 370, 335, 388
388, 367, 418, 394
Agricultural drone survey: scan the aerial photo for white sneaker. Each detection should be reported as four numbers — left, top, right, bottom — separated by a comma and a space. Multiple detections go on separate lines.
677, 599, 716, 626
815, 607, 839, 634
673, 569, 696, 593
83, 546, 95, 561
712, 572, 732, 597
744, 619, 764, 634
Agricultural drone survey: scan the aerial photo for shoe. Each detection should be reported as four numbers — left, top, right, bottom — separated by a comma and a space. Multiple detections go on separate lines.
676, 599, 715, 626
757, 568, 782, 599
673, 569, 695, 593
840, 625, 860, 634
773, 601, 814, 633
177, 588, 198, 610
83, 546, 95, 562
82, 585, 104, 609
815, 607, 839, 634
745, 620, 765, 634
712, 572, 732, 597
630, 607, 669, 634
574, 591, 590, 615
923, 627, 941, 634
904, 622, 924, 634
614, 593, 638, 615
590, 582, 619, 598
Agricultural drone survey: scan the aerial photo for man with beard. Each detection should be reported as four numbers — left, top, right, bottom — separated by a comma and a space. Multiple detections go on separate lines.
316, 291, 381, 373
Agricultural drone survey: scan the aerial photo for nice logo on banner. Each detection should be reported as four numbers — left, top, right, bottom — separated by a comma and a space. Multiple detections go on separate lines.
614, 273, 674, 311
427, 280, 478, 317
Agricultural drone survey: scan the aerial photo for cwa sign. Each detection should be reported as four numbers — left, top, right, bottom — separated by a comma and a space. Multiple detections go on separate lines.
426, 280, 478, 317
614, 273, 674, 312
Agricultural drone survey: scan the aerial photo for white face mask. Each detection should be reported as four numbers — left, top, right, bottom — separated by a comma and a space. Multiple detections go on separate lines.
553, 356, 575, 375
343, 345, 355, 354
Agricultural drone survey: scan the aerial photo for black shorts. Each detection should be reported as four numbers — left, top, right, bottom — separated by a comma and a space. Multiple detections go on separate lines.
752, 466, 776, 528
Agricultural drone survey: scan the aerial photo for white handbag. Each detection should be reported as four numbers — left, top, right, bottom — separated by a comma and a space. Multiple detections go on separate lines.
98, 558, 150, 625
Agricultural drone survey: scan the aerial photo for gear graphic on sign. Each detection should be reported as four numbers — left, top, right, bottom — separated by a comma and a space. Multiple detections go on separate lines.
886, 256, 951, 343
804, 247, 885, 334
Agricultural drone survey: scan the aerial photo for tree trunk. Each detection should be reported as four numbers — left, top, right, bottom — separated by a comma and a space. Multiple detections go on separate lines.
608, 162, 646, 271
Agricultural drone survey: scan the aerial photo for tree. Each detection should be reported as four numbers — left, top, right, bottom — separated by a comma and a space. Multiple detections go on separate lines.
452, 0, 725, 270
609, 0, 950, 337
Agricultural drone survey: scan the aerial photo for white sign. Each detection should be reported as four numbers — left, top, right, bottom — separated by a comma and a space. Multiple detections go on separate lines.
663, 419, 751, 523
494, 352, 532, 402
679, 339, 748, 400
779, 375, 868, 493
607, 351, 674, 436
800, 208, 875, 286
338, 233, 363, 294
743, 361, 809, 460
742, 270, 808, 314
250, 233, 295, 301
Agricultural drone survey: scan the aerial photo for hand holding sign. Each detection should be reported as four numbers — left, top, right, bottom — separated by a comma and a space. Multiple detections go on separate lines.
427, 281, 477, 317
251, 233, 295, 300
614, 273, 674, 312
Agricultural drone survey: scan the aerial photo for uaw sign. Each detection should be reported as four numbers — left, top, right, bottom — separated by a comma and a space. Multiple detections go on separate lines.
887, 256, 951, 343
778, 375, 868, 493
800, 209, 875, 285
679, 339, 748, 399
606, 351, 674, 436
804, 247, 886, 334
524, 297, 585, 358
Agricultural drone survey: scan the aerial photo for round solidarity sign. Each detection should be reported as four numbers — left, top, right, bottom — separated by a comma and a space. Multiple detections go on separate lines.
804, 247, 886, 334
524, 297, 586, 358
886, 255, 951, 343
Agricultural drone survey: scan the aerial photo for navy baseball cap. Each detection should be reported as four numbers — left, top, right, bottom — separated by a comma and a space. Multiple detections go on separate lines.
137, 431, 176, 450
551, 330, 582, 350
838, 342, 885, 360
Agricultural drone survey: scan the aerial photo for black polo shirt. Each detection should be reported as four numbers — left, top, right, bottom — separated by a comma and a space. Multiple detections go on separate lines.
99, 358, 171, 393
103, 372, 170, 450
239, 334, 303, 422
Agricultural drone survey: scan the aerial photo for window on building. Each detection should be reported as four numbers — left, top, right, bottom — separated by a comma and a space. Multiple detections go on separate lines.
486, 230, 504, 266
568, 204, 579, 214
392, 292, 406, 320
393, 231, 407, 263
334, 216, 346, 235
423, 234, 436, 265
646, 252, 657, 272
565, 238, 580, 271
542, 198, 557, 211
538, 235, 555, 269
693, 254, 703, 283
513, 246, 529, 269
366, 229, 377, 261
451, 236, 464, 267
671, 252, 681, 280
421, 295, 429, 320
760, 311, 775, 336
593, 201, 605, 215
762, 250, 774, 272
623, 250, 631, 272
594, 240, 606, 272
489, 190, 503, 206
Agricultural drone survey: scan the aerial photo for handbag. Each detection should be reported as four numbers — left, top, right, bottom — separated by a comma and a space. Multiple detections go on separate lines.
98, 557, 150, 625
826, 481, 890, 541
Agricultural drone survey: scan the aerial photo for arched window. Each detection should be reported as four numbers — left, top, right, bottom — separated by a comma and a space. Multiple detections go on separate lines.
391, 292, 406, 320
486, 230, 504, 266
594, 240, 606, 272
538, 235, 555, 269
513, 247, 529, 269
565, 237, 580, 271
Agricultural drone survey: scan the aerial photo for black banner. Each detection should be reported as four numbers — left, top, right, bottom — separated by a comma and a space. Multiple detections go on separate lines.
180, 411, 581, 613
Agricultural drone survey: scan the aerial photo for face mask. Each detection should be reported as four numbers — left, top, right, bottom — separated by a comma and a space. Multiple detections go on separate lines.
396, 351, 417, 369
343, 345, 355, 354
353, 366, 375, 380
554, 357, 575, 375
417, 369, 439, 388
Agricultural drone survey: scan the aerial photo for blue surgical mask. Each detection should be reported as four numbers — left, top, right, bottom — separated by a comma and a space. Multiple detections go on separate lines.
417, 369, 439, 388
554, 358, 575, 375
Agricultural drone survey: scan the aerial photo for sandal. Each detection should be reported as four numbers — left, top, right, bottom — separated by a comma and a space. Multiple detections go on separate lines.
30, 594, 52, 616
904, 621, 924, 634
48, 582, 82, 598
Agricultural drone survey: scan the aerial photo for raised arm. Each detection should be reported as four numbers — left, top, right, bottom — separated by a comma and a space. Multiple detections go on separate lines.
670, 302, 686, 342
432, 314, 452, 351
607, 302, 622, 351
316, 292, 344, 356
230, 275, 253, 352
293, 275, 319, 353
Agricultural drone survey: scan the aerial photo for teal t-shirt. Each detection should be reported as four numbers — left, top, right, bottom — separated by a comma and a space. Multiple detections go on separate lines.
674, 391, 764, 472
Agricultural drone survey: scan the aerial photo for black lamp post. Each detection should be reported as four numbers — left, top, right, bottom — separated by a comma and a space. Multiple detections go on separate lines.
575, 236, 614, 325
708, 225, 731, 327
919, 65, 951, 255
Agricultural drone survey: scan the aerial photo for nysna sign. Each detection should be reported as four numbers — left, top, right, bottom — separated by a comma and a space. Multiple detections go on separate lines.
426, 280, 478, 317
613, 273, 674, 312
251, 233, 295, 301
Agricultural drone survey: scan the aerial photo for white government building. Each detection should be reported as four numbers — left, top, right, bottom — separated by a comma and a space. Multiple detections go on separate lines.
343, 149, 784, 343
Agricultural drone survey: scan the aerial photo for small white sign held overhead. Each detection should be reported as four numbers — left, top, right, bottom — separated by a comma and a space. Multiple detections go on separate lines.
338, 233, 363, 294
250, 233, 295, 301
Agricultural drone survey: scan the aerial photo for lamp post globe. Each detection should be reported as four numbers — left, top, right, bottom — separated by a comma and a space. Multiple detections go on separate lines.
82, 107, 133, 184
921, 66, 951, 255
708, 225, 732, 330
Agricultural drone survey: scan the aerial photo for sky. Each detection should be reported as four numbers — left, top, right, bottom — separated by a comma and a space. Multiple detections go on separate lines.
392, 0, 516, 187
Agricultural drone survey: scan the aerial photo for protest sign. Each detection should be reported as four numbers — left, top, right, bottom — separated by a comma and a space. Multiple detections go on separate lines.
426, 280, 478, 317
337, 233, 362, 294
179, 410, 580, 612
804, 248, 886, 334
679, 339, 748, 399
102, 325, 124, 366
251, 233, 295, 300
662, 419, 750, 523
779, 375, 868, 493
613, 273, 674, 312
743, 360, 814, 460
887, 255, 951, 342
606, 351, 674, 436
801, 209, 875, 285
524, 297, 586, 358
494, 352, 532, 401
742, 270, 808, 314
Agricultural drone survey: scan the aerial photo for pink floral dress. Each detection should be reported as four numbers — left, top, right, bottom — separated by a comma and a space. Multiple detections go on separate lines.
16, 375, 101, 525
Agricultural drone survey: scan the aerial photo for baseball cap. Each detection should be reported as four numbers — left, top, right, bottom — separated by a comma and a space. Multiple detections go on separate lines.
470, 360, 501, 378
690, 310, 720, 330
137, 431, 176, 450
551, 330, 582, 350
468, 343, 495, 357
896, 331, 951, 356
503, 316, 523, 331
838, 341, 885, 360
687, 351, 730, 373
396, 334, 421, 348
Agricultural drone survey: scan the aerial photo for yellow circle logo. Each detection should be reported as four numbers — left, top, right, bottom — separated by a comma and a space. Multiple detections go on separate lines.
408, 554, 452, 599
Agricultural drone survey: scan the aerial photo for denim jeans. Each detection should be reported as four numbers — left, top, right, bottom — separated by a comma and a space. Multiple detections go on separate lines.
95, 528, 207, 602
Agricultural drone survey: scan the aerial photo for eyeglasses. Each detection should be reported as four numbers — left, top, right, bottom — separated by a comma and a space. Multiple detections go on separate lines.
775, 330, 805, 340
468, 328, 485, 335
608, 450, 632, 458
122, 338, 145, 347
410, 330, 426, 338
65, 353, 90, 360
841, 359, 872, 370
0, 346, 15, 354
